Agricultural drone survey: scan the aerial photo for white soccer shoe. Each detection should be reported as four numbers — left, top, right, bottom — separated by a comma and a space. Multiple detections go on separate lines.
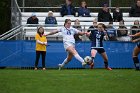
58, 64, 62, 70
82, 62, 87, 67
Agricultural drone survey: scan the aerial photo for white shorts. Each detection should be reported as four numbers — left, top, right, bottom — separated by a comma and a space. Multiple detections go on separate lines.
64, 42, 75, 50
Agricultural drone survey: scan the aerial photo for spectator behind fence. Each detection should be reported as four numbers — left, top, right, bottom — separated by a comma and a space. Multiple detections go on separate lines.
73, 19, 82, 41
131, 20, 140, 40
113, 7, 123, 22
87, 19, 98, 40
78, 0, 91, 17
45, 11, 57, 26
106, 22, 117, 41
60, 0, 76, 17
87, 19, 98, 32
117, 20, 130, 41
98, 4, 113, 22
27, 13, 39, 25
129, 0, 140, 17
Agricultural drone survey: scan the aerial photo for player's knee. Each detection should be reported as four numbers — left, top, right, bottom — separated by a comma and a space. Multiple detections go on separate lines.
132, 55, 137, 58
133, 52, 138, 57
67, 57, 72, 62
104, 58, 108, 62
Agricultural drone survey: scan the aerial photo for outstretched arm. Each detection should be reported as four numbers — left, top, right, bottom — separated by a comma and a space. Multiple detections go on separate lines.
78, 31, 87, 35
129, 32, 140, 37
85, 31, 91, 37
44, 30, 59, 36
132, 38, 140, 43
129, 32, 140, 42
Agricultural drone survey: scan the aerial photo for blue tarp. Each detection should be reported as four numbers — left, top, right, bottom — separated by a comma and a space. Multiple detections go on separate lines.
0, 40, 138, 68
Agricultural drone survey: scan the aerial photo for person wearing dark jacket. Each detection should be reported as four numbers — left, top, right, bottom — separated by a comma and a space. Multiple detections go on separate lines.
45, 11, 57, 26
98, 4, 113, 22
27, 13, 39, 24
113, 7, 123, 22
60, 0, 76, 17
88, 19, 98, 32
73, 19, 82, 41
117, 20, 128, 37
117, 20, 130, 41
129, 0, 140, 17
78, 1, 91, 17
131, 20, 140, 40
87, 19, 98, 41
106, 22, 117, 41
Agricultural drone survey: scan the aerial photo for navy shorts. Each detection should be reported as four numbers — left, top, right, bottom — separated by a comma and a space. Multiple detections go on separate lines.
91, 48, 105, 54
137, 42, 140, 48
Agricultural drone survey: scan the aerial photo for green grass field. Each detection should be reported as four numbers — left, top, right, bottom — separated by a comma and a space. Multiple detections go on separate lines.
0, 69, 140, 93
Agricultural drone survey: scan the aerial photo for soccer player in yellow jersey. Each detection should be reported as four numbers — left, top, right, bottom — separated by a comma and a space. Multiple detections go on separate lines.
34, 27, 47, 70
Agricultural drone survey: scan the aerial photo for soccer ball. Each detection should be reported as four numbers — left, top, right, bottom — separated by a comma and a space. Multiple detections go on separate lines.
84, 56, 92, 64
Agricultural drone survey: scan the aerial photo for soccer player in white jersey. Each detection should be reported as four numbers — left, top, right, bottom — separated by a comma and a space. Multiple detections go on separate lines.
45, 19, 87, 70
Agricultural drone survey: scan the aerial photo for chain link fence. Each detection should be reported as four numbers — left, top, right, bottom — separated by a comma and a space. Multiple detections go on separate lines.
11, 0, 22, 28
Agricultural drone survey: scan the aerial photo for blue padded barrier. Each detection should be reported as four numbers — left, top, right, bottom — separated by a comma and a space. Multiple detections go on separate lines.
0, 40, 139, 68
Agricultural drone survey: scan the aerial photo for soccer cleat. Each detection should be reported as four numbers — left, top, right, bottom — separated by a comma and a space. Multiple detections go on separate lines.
82, 62, 87, 67
58, 64, 62, 70
105, 67, 112, 70
90, 59, 94, 69
135, 67, 140, 71
42, 68, 46, 70
34, 67, 38, 70
90, 62, 94, 69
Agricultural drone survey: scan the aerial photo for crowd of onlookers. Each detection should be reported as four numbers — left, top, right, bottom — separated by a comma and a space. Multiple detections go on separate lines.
26, 0, 140, 41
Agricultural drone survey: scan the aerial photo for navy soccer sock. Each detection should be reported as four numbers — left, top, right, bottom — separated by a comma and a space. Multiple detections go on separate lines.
104, 61, 108, 68
133, 57, 140, 70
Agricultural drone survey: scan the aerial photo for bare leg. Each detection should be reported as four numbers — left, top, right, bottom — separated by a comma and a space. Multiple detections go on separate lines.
133, 46, 140, 57
66, 46, 86, 66
133, 46, 140, 70
61, 52, 73, 67
100, 52, 112, 70
66, 46, 78, 55
89, 49, 97, 69
59, 46, 86, 70
100, 52, 108, 63
91, 49, 97, 58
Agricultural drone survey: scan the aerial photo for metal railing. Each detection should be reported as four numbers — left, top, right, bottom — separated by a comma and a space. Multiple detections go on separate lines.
0, 25, 23, 40
19, 6, 131, 12
1, 23, 140, 41
0, 0, 24, 40
17, 0, 133, 12
21, 24, 140, 41
19, 7, 131, 9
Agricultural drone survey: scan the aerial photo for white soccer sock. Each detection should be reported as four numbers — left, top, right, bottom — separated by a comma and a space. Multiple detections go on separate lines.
61, 58, 68, 67
74, 54, 84, 63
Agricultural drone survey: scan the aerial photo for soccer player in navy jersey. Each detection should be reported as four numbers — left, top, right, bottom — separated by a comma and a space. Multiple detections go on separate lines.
130, 32, 140, 70
86, 23, 112, 70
